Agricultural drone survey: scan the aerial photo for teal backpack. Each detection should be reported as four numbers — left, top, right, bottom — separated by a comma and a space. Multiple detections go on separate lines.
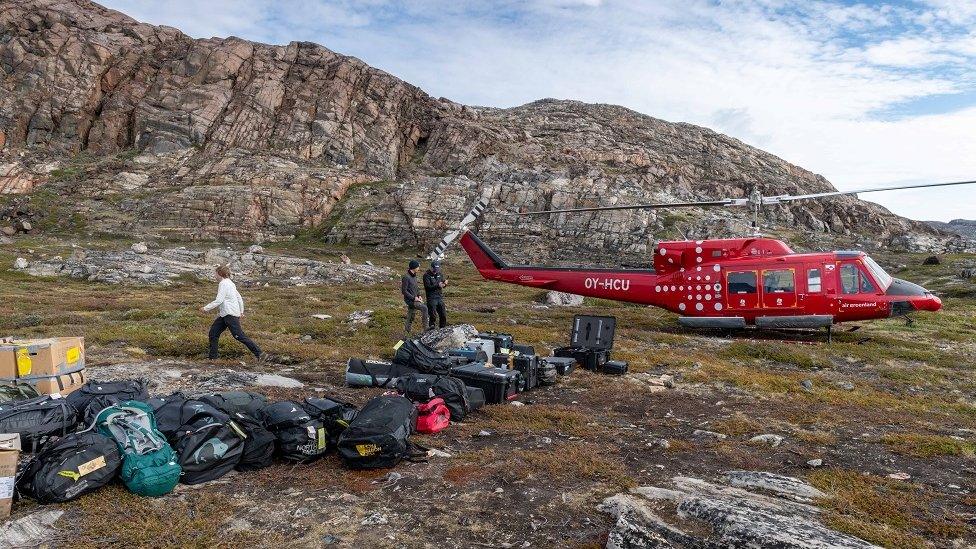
94, 400, 182, 497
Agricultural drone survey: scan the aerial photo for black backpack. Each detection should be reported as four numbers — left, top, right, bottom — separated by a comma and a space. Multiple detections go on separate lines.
337, 395, 421, 470
18, 431, 122, 503
392, 340, 453, 375
227, 412, 275, 471
258, 401, 328, 463
67, 380, 149, 426
0, 395, 77, 448
148, 394, 245, 484
395, 374, 471, 422
302, 397, 358, 447
196, 391, 268, 418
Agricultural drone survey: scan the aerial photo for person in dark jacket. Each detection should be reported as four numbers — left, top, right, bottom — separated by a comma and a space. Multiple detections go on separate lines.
401, 259, 428, 336
423, 260, 448, 329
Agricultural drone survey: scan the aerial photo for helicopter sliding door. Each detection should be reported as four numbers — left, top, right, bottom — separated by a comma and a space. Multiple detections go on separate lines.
726, 270, 759, 311
760, 268, 797, 309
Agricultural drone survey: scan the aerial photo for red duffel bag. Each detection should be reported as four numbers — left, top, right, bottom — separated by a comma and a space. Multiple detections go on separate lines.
415, 398, 450, 434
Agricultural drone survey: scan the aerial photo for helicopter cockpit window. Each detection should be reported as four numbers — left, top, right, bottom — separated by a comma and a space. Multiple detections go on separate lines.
728, 271, 757, 294
763, 269, 795, 293
840, 264, 858, 294
863, 256, 892, 289
860, 269, 876, 293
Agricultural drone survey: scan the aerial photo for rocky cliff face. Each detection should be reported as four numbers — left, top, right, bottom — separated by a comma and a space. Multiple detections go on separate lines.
0, 0, 962, 262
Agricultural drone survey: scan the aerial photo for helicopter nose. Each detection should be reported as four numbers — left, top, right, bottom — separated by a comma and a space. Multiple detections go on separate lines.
916, 293, 942, 312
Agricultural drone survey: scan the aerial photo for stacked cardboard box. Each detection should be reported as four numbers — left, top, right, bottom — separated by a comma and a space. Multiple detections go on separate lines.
0, 433, 19, 519
0, 337, 88, 395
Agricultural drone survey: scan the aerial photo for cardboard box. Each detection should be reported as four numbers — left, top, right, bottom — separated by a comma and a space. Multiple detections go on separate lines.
0, 337, 87, 396
0, 433, 21, 519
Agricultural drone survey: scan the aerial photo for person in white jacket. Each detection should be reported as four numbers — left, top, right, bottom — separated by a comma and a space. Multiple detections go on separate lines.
200, 265, 263, 360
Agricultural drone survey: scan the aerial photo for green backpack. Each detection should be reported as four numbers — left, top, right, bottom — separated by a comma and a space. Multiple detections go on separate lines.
94, 400, 182, 497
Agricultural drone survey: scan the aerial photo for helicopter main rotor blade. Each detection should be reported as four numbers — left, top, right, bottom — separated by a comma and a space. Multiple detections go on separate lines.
763, 179, 976, 204
517, 199, 738, 215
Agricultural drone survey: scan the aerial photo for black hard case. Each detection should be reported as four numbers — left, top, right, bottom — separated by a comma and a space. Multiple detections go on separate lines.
449, 363, 522, 404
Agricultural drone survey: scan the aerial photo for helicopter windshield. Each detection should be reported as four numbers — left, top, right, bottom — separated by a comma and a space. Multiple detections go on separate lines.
863, 256, 893, 290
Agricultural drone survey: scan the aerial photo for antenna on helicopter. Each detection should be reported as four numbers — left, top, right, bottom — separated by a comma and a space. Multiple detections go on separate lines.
516, 179, 976, 232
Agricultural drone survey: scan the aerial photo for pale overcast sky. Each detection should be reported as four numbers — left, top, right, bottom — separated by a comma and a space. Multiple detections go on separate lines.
100, 0, 976, 221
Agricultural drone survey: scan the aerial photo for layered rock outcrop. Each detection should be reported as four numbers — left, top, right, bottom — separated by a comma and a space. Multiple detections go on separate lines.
0, 0, 960, 262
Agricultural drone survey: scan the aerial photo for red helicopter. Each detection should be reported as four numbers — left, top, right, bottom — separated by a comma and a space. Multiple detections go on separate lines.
430, 179, 975, 337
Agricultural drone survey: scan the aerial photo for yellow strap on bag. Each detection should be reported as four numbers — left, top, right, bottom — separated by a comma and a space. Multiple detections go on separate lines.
317, 427, 326, 450
393, 340, 404, 351
16, 348, 32, 376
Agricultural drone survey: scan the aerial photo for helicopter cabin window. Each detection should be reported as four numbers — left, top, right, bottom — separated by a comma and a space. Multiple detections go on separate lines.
807, 268, 822, 292
859, 267, 877, 293
763, 269, 795, 293
728, 271, 757, 294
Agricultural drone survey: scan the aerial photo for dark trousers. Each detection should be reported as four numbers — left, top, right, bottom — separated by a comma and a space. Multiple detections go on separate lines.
209, 315, 261, 359
427, 298, 447, 329
404, 301, 429, 335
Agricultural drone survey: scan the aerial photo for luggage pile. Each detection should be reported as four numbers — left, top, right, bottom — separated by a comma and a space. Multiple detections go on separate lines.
1, 378, 448, 505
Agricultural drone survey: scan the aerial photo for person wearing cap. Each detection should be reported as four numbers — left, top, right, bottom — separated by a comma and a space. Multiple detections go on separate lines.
401, 259, 428, 336
423, 260, 449, 329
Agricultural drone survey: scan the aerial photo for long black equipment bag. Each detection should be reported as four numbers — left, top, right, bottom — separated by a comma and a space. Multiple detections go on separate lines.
18, 431, 122, 503
149, 393, 245, 484
0, 395, 78, 449
346, 358, 418, 388
395, 373, 471, 422
259, 401, 328, 463
392, 339, 453, 374
337, 395, 421, 470
67, 379, 150, 425
196, 391, 268, 418
303, 396, 358, 448
449, 363, 522, 404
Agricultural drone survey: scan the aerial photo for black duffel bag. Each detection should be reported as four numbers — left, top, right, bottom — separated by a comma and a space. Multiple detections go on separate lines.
196, 391, 268, 418
67, 379, 149, 425
149, 393, 245, 484
395, 374, 471, 422
0, 395, 77, 448
18, 431, 122, 503
303, 396, 358, 447
259, 401, 328, 463
392, 339, 453, 375
227, 411, 275, 471
337, 395, 421, 470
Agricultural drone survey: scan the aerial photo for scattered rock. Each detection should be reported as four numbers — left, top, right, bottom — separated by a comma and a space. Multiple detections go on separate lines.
749, 434, 785, 447
340, 254, 351, 265
544, 291, 584, 306
321, 534, 341, 545
478, 430, 493, 437
887, 472, 911, 481
13, 257, 28, 269
427, 448, 452, 458
834, 381, 855, 391
660, 374, 675, 388
253, 373, 304, 388
1, 225, 15, 236
602, 475, 875, 548
922, 255, 941, 265
807, 459, 823, 468
800, 379, 814, 392
248, 245, 264, 254
693, 429, 728, 440
311, 314, 333, 320
0, 510, 64, 547
131, 242, 149, 254
361, 513, 388, 526
510, 401, 525, 407
648, 438, 670, 450
347, 310, 373, 325
300, 335, 312, 342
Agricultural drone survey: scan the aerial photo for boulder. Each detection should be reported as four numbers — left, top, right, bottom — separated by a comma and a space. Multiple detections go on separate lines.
922, 255, 941, 265
131, 242, 149, 254
545, 291, 584, 306
1, 226, 15, 236
13, 257, 28, 269
419, 324, 479, 351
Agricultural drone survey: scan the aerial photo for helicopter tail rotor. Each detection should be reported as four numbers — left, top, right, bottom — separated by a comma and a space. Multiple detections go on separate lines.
428, 196, 490, 260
